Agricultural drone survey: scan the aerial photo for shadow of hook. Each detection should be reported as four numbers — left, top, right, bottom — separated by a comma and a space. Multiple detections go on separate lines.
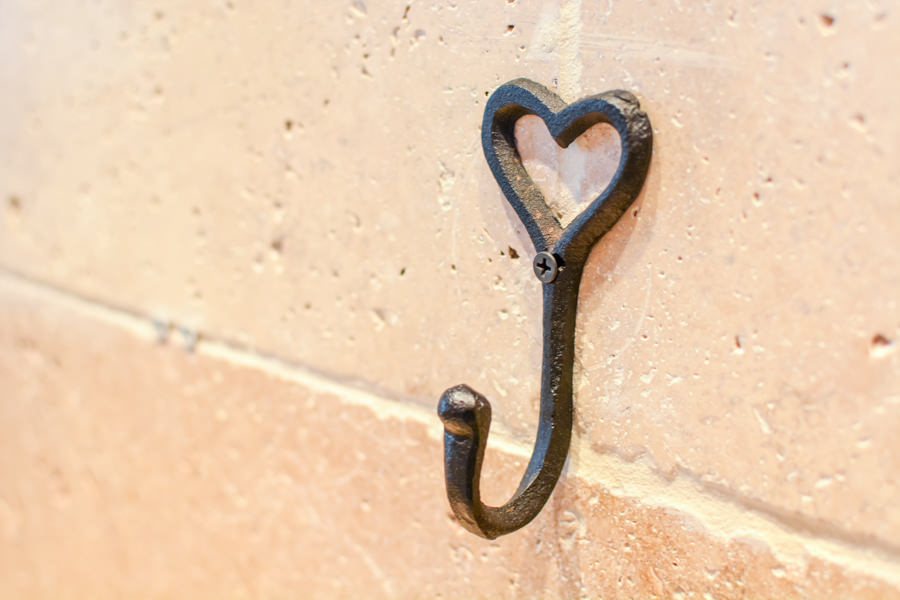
436, 79, 652, 539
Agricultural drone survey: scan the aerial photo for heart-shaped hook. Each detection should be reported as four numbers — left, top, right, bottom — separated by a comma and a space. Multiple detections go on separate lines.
438, 79, 652, 539
482, 78, 652, 264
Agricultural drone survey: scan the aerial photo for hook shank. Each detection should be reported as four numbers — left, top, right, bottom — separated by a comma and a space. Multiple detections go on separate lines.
438, 264, 581, 539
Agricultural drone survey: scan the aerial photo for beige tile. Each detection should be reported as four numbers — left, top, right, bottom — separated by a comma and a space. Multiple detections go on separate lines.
1, 0, 898, 548
571, 0, 900, 545
1, 278, 898, 598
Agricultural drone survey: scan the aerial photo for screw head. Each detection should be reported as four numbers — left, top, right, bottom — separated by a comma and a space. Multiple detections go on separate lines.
532, 251, 558, 283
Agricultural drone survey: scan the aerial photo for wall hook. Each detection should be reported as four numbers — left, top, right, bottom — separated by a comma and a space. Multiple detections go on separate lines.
437, 79, 653, 539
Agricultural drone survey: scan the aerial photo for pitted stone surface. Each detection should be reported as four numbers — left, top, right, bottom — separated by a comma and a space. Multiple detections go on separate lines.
1, 0, 898, 554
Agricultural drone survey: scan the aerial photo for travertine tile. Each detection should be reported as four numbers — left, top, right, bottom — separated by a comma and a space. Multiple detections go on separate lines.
1, 0, 898, 549
1, 278, 898, 599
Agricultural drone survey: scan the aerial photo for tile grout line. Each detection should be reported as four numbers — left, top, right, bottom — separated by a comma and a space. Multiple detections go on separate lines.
1, 267, 898, 587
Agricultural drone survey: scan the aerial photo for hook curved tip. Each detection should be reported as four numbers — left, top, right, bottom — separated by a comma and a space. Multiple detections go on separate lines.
437, 379, 570, 539
437, 384, 496, 538
437, 384, 491, 437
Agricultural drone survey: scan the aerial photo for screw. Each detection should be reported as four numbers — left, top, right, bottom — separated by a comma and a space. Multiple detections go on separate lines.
533, 251, 558, 283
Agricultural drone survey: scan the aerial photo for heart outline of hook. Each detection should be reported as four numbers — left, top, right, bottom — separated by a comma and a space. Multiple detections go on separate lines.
437, 78, 653, 539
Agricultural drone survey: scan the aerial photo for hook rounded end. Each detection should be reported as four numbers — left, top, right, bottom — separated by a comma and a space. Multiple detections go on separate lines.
437, 384, 491, 437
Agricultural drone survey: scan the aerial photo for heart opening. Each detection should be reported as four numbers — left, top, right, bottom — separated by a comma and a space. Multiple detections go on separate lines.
514, 115, 622, 229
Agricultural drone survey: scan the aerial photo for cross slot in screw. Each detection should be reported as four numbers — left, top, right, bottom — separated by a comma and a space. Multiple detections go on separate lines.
532, 251, 558, 283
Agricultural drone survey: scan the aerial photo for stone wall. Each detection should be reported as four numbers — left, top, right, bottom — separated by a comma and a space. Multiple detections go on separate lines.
1, 0, 898, 597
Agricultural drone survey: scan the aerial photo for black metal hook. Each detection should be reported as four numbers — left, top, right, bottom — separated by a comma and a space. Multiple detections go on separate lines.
437, 79, 653, 539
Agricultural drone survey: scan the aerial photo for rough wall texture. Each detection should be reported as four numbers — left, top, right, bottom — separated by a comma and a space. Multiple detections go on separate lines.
1, 0, 898, 598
